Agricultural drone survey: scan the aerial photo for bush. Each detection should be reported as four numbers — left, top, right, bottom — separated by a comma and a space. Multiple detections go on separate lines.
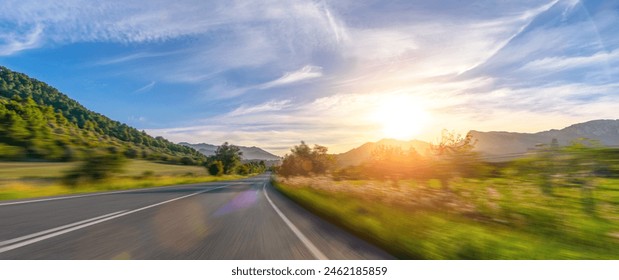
180, 156, 195, 165
63, 152, 126, 187
0, 144, 26, 161
123, 148, 139, 159
208, 160, 224, 176
237, 164, 250, 175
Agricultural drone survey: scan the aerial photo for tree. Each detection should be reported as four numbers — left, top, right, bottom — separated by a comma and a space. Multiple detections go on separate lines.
210, 142, 243, 174
364, 145, 423, 180
430, 130, 478, 190
278, 141, 334, 177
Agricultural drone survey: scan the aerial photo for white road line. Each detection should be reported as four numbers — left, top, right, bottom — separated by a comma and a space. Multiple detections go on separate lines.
262, 183, 328, 260
0, 211, 126, 247
0, 185, 227, 254
0, 182, 234, 207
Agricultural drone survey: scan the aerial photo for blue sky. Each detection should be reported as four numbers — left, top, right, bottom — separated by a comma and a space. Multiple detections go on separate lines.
0, 0, 618, 155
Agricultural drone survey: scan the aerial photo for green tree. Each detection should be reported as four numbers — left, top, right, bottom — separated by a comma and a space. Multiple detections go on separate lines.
210, 142, 243, 174
278, 141, 334, 177
430, 130, 478, 190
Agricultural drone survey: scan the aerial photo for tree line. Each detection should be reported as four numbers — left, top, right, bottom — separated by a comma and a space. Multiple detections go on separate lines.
205, 142, 268, 176
275, 131, 619, 191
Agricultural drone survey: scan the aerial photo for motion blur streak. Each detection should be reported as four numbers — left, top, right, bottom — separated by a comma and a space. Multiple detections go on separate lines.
0, 173, 392, 259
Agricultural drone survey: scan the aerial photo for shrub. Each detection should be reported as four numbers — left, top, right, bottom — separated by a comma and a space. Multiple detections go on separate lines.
63, 152, 126, 187
208, 160, 224, 176
180, 156, 195, 165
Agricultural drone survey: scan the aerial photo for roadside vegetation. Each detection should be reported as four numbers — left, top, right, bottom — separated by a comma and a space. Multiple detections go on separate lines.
272, 133, 619, 259
0, 142, 267, 201
0, 67, 270, 201
0, 159, 247, 201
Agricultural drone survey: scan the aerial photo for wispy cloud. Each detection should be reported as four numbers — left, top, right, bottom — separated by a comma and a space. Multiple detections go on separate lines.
94, 51, 183, 66
259, 65, 323, 89
0, 24, 42, 56
227, 100, 292, 117
518, 49, 619, 72
133, 81, 156, 93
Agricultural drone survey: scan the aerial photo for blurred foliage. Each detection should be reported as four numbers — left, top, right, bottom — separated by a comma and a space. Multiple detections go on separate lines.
207, 160, 224, 176
0, 66, 205, 164
329, 130, 485, 186
63, 149, 127, 186
274, 136, 619, 259
277, 141, 335, 177
205, 146, 267, 176
274, 174, 619, 259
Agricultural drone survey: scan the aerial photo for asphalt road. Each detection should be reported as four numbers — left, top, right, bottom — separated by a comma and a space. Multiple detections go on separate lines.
0, 173, 393, 259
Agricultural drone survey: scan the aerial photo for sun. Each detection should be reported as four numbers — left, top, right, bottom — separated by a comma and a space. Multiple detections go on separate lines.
372, 96, 430, 140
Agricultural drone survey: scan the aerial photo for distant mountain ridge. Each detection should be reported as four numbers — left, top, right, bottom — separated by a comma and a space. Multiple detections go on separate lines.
335, 138, 431, 167
336, 120, 619, 166
179, 142, 281, 161
470, 119, 619, 157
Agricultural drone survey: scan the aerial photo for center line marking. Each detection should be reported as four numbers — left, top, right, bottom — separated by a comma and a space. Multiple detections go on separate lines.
0, 185, 228, 254
262, 183, 328, 260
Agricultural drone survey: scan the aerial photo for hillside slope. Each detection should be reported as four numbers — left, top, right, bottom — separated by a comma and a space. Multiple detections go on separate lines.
335, 139, 431, 167
0, 66, 205, 163
470, 119, 619, 156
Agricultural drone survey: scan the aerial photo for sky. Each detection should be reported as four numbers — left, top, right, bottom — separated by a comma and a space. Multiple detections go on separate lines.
0, 0, 618, 155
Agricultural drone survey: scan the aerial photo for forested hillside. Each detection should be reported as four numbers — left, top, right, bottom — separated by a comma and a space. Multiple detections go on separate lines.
0, 66, 205, 163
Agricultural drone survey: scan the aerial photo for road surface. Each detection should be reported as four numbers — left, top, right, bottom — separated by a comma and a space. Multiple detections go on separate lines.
0, 173, 392, 259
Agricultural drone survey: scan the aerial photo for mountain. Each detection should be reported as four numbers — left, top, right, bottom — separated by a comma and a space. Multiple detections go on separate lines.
0, 66, 205, 163
179, 142, 281, 161
335, 138, 431, 167
336, 120, 619, 166
470, 119, 619, 158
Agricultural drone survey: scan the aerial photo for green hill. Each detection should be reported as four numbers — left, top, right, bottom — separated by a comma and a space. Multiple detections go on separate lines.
0, 66, 205, 164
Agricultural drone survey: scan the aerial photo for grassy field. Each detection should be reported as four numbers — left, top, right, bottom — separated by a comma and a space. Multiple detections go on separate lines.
0, 160, 208, 179
273, 176, 619, 259
0, 160, 247, 201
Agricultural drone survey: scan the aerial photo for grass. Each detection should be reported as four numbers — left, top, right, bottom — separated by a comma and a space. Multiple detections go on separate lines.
0, 160, 249, 201
0, 160, 207, 179
273, 176, 619, 259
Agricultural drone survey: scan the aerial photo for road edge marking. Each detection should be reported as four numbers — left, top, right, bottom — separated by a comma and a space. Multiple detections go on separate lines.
0, 185, 227, 254
262, 183, 328, 260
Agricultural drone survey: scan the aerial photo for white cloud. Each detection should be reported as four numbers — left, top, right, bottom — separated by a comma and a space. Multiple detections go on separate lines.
133, 81, 156, 94
227, 100, 292, 117
0, 24, 42, 56
259, 65, 323, 89
518, 49, 619, 72
94, 51, 183, 66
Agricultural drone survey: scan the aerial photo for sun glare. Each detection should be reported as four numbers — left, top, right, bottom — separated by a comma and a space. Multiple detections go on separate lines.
372, 96, 430, 140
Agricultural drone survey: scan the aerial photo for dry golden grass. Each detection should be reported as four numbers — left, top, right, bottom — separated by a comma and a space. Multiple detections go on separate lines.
274, 175, 619, 259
